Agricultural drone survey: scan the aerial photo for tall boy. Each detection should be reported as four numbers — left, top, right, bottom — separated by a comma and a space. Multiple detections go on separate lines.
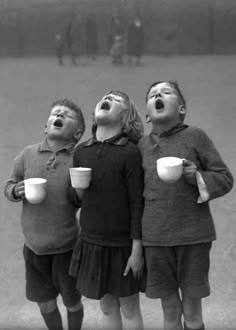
4, 99, 85, 330
138, 81, 233, 330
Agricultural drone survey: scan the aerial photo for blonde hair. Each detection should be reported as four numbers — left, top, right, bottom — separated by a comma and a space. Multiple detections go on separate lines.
92, 90, 144, 144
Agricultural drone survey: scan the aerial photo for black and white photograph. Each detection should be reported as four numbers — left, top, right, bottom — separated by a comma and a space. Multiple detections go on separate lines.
0, 0, 235, 329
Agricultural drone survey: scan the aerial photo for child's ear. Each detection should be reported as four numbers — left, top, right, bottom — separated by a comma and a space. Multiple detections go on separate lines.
179, 105, 186, 116
146, 114, 151, 123
74, 129, 83, 142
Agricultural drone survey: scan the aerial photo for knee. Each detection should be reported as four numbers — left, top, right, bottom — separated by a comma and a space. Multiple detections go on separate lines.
183, 309, 201, 324
161, 295, 182, 322
100, 294, 120, 316
120, 294, 141, 320
38, 299, 57, 314
67, 299, 83, 312
182, 297, 202, 324
163, 304, 182, 322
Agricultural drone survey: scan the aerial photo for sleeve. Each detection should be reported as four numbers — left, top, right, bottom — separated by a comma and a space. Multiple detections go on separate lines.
195, 128, 234, 201
67, 185, 81, 208
73, 147, 80, 167
125, 144, 144, 239
4, 150, 25, 202
66, 147, 82, 208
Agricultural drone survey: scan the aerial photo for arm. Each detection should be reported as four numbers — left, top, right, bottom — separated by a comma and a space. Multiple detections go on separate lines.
4, 151, 25, 202
125, 145, 144, 239
123, 145, 144, 277
183, 129, 233, 201
71, 147, 86, 202
124, 238, 144, 279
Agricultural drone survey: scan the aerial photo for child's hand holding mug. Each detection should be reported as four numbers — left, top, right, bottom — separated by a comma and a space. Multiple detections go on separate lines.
13, 181, 25, 199
182, 159, 197, 184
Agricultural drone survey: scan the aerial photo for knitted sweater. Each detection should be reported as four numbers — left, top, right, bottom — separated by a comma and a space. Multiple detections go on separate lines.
138, 124, 233, 246
4, 139, 80, 255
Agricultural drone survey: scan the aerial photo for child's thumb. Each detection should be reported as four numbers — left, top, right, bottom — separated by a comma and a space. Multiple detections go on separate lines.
123, 264, 130, 277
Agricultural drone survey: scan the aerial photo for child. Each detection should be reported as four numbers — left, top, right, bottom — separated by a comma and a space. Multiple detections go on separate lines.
138, 80, 234, 330
4, 99, 85, 330
55, 33, 64, 65
110, 35, 124, 65
69, 91, 145, 330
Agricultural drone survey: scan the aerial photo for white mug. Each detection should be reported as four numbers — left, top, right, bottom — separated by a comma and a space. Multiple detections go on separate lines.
70, 167, 92, 189
24, 178, 47, 204
157, 157, 183, 184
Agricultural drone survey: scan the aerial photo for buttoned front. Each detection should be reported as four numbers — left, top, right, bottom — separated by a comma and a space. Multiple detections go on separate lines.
73, 134, 144, 246
4, 139, 80, 255
138, 125, 233, 246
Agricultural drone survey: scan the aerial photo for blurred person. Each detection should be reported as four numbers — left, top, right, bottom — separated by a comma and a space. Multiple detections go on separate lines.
65, 13, 78, 65
69, 91, 145, 330
138, 80, 234, 330
127, 16, 145, 65
4, 99, 86, 330
85, 14, 98, 61
110, 35, 124, 65
55, 33, 64, 65
107, 13, 124, 53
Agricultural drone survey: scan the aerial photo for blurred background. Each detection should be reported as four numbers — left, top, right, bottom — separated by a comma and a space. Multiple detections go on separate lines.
0, 1, 236, 329
0, 0, 235, 58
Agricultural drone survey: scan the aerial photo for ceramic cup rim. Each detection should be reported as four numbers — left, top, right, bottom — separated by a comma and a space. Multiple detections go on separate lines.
25, 178, 47, 185
157, 157, 183, 167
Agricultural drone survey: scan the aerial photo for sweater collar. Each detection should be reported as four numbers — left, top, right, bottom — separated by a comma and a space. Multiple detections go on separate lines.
84, 133, 129, 147
149, 123, 188, 146
38, 138, 75, 153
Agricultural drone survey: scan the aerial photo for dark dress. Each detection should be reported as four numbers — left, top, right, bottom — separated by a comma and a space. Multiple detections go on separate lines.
69, 134, 145, 299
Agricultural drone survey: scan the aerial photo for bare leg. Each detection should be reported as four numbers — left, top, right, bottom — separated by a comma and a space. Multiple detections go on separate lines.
120, 293, 143, 330
100, 294, 122, 330
161, 292, 183, 330
182, 295, 204, 329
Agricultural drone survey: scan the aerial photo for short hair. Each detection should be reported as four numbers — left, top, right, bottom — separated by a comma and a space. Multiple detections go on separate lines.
92, 90, 144, 144
51, 99, 85, 134
145, 80, 186, 121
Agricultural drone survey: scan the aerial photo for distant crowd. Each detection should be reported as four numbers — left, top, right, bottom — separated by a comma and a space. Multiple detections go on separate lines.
55, 12, 145, 66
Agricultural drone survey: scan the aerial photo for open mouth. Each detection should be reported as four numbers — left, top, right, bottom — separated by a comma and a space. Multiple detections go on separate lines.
53, 118, 63, 127
100, 101, 110, 110
155, 99, 164, 110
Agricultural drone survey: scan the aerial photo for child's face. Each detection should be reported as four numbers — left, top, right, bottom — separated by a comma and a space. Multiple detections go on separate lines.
46, 105, 81, 142
94, 93, 127, 126
146, 82, 185, 127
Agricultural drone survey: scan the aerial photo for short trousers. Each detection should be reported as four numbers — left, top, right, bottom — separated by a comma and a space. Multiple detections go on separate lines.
144, 243, 212, 299
23, 245, 81, 307
69, 239, 146, 299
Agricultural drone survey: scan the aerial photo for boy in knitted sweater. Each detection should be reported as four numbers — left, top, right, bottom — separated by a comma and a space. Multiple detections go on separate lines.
138, 80, 233, 330
4, 99, 85, 330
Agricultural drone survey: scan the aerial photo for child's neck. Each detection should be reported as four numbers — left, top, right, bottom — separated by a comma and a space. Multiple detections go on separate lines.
152, 119, 182, 135
96, 125, 122, 142
46, 137, 73, 152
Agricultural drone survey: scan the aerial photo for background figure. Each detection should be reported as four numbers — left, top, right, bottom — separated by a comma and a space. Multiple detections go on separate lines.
162, 24, 176, 57
127, 16, 144, 65
110, 35, 124, 65
55, 33, 64, 65
65, 13, 78, 65
85, 15, 98, 61
107, 13, 124, 53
